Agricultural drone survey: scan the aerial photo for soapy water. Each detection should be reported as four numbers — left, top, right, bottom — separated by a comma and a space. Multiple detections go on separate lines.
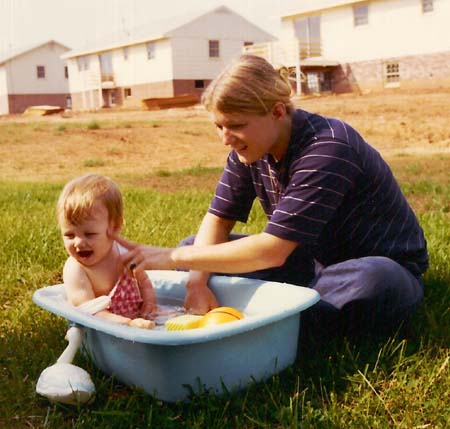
149, 300, 251, 331
150, 297, 187, 330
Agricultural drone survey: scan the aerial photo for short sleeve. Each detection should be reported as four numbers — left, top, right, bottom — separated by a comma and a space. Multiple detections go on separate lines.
208, 151, 256, 222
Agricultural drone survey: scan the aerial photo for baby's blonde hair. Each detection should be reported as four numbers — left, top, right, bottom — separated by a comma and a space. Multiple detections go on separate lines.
57, 174, 123, 228
201, 54, 293, 115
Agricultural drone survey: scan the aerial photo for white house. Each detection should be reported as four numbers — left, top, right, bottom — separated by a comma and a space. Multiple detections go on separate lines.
0, 40, 70, 115
244, 0, 450, 94
62, 5, 275, 111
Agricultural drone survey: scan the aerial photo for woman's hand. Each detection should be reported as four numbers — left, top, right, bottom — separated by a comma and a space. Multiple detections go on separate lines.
184, 275, 219, 315
114, 235, 176, 274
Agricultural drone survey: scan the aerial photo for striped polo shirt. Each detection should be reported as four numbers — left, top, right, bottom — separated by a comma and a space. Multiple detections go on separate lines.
208, 109, 428, 277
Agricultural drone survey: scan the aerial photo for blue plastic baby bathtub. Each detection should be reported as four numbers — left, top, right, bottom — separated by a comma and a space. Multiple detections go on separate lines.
33, 270, 320, 402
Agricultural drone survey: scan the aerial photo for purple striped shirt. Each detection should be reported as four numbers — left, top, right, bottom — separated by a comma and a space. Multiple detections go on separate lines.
209, 109, 428, 277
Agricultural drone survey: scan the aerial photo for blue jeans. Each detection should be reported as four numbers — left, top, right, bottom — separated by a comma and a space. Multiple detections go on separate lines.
303, 256, 424, 339
178, 234, 424, 339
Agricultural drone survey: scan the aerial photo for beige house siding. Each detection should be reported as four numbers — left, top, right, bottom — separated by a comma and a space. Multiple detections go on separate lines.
280, 0, 450, 61
6, 42, 69, 94
270, 0, 450, 93
315, 0, 450, 63
64, 6, 275, 111
116, 40, 174, 87
70, 81, 173, 111
0, 66, 8, 114
0, 40, 70, 114
112, 40, 174, 86
169, 6, 273, 79
170, 37, 231, 79
70, 79, 212, 111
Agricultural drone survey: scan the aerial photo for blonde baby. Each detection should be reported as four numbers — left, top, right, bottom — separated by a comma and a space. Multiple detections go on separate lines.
57, 174, 156, 329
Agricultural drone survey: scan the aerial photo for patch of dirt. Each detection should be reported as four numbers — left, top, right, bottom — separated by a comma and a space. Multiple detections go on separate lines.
122, 171, 222, 193
0, 89, 449, 194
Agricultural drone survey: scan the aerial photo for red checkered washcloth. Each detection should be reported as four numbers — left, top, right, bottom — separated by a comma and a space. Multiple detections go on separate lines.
108, 271, 143, 319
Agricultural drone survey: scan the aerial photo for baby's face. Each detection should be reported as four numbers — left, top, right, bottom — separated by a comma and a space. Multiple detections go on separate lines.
60, 202, 115, 267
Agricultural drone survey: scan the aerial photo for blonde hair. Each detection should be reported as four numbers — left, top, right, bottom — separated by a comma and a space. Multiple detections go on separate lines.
57, 174, 123, 228
201, 54, 293, 115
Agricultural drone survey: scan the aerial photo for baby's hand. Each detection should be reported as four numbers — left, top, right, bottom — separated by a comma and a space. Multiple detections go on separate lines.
128, 318, 155, 329
140, 302, 156, 319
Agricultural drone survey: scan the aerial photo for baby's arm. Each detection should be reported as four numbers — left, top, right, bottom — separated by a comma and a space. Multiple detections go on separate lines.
63, 258, 132, 326
134, 270, 157, 317
63, 257, 96, 305
128, 318, 155, 329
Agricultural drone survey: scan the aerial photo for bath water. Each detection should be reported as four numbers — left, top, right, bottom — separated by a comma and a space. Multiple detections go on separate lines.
150, 297, 187, 330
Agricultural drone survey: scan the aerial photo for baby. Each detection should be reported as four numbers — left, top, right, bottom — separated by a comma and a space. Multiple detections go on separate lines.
57, 174, 156, 329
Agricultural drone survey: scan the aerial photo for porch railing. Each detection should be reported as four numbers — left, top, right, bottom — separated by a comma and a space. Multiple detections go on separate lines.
101, 72, 114, 82
243, 38, 322, 67
243, 39, 322, 95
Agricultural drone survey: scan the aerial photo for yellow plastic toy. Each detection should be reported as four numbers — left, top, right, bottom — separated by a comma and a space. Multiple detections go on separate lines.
165, 314, 204, 331
198, 306, 244, 327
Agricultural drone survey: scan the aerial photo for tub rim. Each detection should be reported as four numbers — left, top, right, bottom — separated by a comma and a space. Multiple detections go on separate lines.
32, 270, 320, 346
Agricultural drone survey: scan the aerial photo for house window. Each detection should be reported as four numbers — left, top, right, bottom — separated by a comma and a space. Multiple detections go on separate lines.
146, 43, 155, 60
354, 4, 369, 26
37, 65, 45, 79
66, 96, 72, 109
64, 66, 68, 79
422, 0, 433, 13
209, 40, 220, 58
294, 15, 321, 57
194, 80, 205, 89
99, 52, 113, 81
77, 57, 89, 71
123, 47, 129, 60
385, 61, 400, 86
124, 88, 132, 97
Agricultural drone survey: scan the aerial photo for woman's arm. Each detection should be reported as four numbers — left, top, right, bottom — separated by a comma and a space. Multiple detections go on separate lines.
172, 231, 298, 273
115, 223, 298, 278
183, 213, 235, 313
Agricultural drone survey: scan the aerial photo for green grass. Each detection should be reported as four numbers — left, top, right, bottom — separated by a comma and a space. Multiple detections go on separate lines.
155, 165, 223, 178
0, 161, 449, 428
83, 158, 106, 168
86, 120, 101, 130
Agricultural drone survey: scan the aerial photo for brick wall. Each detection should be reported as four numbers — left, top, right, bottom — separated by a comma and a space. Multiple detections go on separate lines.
400, 51, 450, 82
173, 79, 212, 98
8, 93, 69, 114
331, 50, 450, 93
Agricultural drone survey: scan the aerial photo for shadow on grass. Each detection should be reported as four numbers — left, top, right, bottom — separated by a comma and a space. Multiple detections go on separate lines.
294, 274, 449, 407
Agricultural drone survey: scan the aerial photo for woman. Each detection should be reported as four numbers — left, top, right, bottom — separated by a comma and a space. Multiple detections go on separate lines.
118, 54, 428, 338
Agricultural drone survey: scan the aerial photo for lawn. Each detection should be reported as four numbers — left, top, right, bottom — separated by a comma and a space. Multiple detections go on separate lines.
0, 88, 449, 428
